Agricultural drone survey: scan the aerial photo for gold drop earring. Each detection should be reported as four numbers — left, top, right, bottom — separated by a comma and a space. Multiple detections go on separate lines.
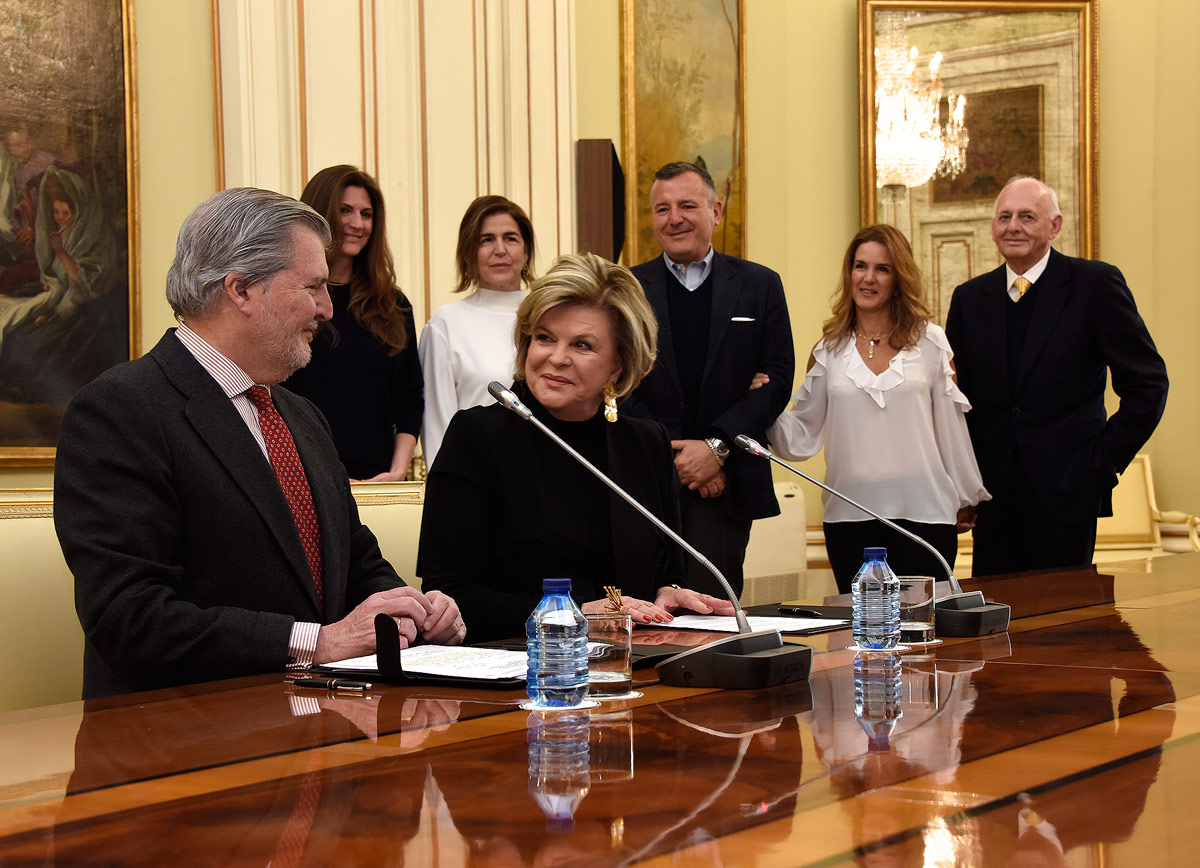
603, 383, 618, 422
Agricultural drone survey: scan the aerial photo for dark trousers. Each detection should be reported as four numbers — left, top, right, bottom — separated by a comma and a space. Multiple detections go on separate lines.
971, 464, 1097, 577
824, 519, 959, 594
681, 494, 752, 600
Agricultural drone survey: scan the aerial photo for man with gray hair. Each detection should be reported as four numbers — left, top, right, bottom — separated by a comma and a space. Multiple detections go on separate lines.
946, 176, 1168, 576
55, 187, 464, 699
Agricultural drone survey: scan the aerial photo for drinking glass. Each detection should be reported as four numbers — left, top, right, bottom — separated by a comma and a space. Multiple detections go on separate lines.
586, 613, 634, 698
896, 576, 937, 645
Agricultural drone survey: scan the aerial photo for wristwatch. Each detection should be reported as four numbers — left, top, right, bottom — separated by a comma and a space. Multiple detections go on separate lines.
705, 437, 730, 467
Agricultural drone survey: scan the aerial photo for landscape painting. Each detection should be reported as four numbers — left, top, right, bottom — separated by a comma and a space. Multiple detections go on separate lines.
621, 0, 746, 264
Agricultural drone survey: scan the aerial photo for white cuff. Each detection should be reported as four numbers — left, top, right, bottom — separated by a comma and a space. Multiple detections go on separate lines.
287, 621, 320, 670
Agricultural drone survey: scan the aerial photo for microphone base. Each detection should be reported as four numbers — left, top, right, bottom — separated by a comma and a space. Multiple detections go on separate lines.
935, 592, 1011, 636
655, 630, 813, 689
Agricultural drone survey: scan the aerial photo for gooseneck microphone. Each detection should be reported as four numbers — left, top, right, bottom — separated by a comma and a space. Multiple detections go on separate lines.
487, 382, 813, 688
734, 436, 961, 593
735, 435, 1011, 637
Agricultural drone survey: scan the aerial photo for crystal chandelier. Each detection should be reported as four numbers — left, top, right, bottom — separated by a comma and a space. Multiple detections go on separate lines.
874, 13, 968, 191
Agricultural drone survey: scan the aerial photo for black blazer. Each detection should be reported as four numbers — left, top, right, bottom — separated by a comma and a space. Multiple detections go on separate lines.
418, 384, 685, 642
54, 330, 403, 698
623, 253, 795, 522
945, 249, 1168, 521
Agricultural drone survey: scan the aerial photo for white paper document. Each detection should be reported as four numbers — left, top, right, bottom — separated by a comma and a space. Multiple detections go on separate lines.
324, 645, 529, 680
658, 615, 848, 634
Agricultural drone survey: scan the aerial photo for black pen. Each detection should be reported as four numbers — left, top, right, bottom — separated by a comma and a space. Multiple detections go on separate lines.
292, 677, 373, 692
777, 606, 826, 618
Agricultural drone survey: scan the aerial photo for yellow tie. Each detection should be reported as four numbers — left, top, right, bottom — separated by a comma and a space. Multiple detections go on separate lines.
1013, 276, 1032, 301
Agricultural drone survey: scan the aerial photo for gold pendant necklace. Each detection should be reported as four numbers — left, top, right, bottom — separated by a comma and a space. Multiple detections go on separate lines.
856, 332, 885, 359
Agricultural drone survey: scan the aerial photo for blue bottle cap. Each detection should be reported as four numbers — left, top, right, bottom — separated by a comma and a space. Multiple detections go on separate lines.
543, 578, 572, 594
863, 547, 887, 560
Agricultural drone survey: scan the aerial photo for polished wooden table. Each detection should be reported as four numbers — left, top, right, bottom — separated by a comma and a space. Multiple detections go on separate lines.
3, 555, 1199, 866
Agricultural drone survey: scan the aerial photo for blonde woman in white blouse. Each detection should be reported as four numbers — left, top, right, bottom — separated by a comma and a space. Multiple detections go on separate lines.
768, 224, 989, 592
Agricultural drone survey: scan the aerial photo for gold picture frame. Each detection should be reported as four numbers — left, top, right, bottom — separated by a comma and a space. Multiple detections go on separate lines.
0, 0, 140, 466
620, 0, 747, 265
858, 0, 1098, 320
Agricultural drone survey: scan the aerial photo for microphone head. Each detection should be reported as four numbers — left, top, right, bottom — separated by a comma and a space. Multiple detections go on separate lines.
488, 381, 533, 420
735, 435, 765, 457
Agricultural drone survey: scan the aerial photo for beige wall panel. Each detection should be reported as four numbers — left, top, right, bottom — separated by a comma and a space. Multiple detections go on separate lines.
373, 0, 429, 324
1144, 0, 1200, 514
217, 0, 303, 194
553, 1, 577, 258
301, 0, 367, 175
480, 2, 511, 202
471, 1, 489, 193
572, 0, 619, 144
423, 0, 485, 317
139, 0, 219, 342
500, 4, 533, 219
526, 1, 566, 264
746, 0, 860, 521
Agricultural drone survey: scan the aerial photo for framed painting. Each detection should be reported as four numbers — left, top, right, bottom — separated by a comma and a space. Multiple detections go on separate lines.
858, 0, 1097, 322
621, 0, 746, 265
930, 84, 1044, 205
0, 0, 139, 465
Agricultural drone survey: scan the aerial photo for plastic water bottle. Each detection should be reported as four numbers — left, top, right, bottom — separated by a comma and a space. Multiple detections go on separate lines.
527, 708, 591, 833
526, 578, 589, 707
854, 651, 903, 752
852, 546, 900, 650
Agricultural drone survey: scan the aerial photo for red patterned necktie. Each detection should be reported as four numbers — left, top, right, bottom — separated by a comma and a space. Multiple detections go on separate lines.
246, 385, 324, 604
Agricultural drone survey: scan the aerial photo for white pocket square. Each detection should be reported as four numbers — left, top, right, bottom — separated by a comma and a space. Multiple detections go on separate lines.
731, 316, 755, 322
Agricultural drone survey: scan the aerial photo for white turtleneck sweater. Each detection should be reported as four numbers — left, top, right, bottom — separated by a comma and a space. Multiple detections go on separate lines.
419, 287, 525, 466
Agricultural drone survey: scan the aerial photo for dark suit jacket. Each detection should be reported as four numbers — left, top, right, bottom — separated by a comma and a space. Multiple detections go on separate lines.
623, 253, 795, 522
54, 330, 403, 699
945, 249, 1168, 521
418, 383, 685, 642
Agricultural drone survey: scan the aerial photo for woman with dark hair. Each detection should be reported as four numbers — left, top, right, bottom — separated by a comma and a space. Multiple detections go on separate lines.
419, 252, 734, 642
284, 165, 422, 481
418, 195, 535, 466
768, 225, 988, 591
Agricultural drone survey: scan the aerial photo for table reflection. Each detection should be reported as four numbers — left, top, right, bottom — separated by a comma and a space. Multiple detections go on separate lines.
828, 611, 1177, 867
433, 683, 813, 866
2, 581, 1189, 868
526, 708, 592, 833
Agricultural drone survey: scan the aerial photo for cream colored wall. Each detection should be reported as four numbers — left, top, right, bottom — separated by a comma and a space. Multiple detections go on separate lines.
1104, 0, 1200, 517
577, 0, 1200, 524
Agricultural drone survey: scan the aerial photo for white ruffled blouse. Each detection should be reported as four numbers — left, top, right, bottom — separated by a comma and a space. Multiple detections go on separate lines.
767, 323, 989, 524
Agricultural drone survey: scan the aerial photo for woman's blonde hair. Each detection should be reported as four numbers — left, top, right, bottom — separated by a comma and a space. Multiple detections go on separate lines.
513, 252, 657, 400
822, 224, 931, 351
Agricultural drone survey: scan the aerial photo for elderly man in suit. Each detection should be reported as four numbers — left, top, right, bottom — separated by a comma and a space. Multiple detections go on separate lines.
946, 176, 1168, 576
624, 161, 794, 598
55, 187, 464, 699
